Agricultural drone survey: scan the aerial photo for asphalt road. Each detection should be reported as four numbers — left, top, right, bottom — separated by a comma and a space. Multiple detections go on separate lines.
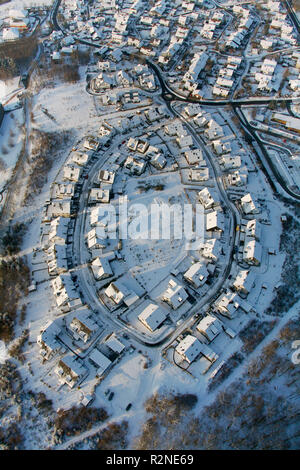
41, 0, 300, 352
233, 105, 300, 202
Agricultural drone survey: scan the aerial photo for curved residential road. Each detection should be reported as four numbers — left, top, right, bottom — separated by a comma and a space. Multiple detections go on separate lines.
234, 105, 300, 202
147, 59, 300, 203
284, 0, 300, 36
71, 125, 238, 349
146, 59, 300, 107
159, 101, 240, 352
49, 4, 242, 347
50, 0, 62, 31
49, 0, 299, 351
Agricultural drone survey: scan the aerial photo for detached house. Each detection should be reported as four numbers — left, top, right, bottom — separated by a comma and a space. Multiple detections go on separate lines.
243, 239, 262, 266
175, 335, 202, 364
162, 278, 188, 310
138, 302, 168, 332
184, 262, 208, 288
105, 280, 139, 307
241, 193, 260, 215
206, 211, 225, 232
55, 355, 87, 388
91, 255, 114, 280
196, 315, 223, 342
232, 269, 256, 296
198, 188, 218, 210
67, 308, 98, 343
215, 292, 240, 319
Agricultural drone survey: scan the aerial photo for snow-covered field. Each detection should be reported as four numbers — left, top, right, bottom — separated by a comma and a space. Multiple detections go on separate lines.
0, 108, 24, 191
0, 0, 53, 20
0, 340, 9, 364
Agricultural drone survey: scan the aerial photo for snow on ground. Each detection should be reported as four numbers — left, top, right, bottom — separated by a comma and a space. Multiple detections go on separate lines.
0, 0, 53, 20
0, 108, 24, 191
32, 70, 99, 137
121, 171, 188, 290
6, 68, 98, 224
74, 345, 205, 446
0, 77, 21, 100
0, 20, 296, 448
0, 340, 9, 364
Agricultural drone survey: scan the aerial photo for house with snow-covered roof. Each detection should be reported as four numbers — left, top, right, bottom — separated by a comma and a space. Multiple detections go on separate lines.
232, 269, 256, 296
214, 292, 240, 319
124, 156, 146, 175
47, 243, 68, 276
66, 308, 98, 343
227, 169, 248, 187
98, 169, 115, 185
89, 349, 111, 376
206, 211, 225, 232
55, 355, 87, 388
48, 217, 70, 245
105, 335, 125, 355
86, 227, 107, 251
241, 193, 260, 215
201, 238, 222, 262
176, 335, 202, 364
198, 188, 218, 210
162, 278, 188, 310
51, 274, 81, 309
105, 280, 139, 307
205, 120, 224, 141
37, 319, 63, 360
183, 262, 208, 289
63, 165, 82, 183
243, 239, 262, 266
91, 254, 114, 281
188, 167, 209, 182
51, 182, 76, 200
220, 155, 241, 170
46, 200, 72, 219
244, 219, 261, 241
138, 302, 168, 332
89, 188, 110, 204
176, 134, 193, 149
184, 149, 204, 165
196, 315, 223, 342
71, 151, 91, 167
150, 153, 166, 170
